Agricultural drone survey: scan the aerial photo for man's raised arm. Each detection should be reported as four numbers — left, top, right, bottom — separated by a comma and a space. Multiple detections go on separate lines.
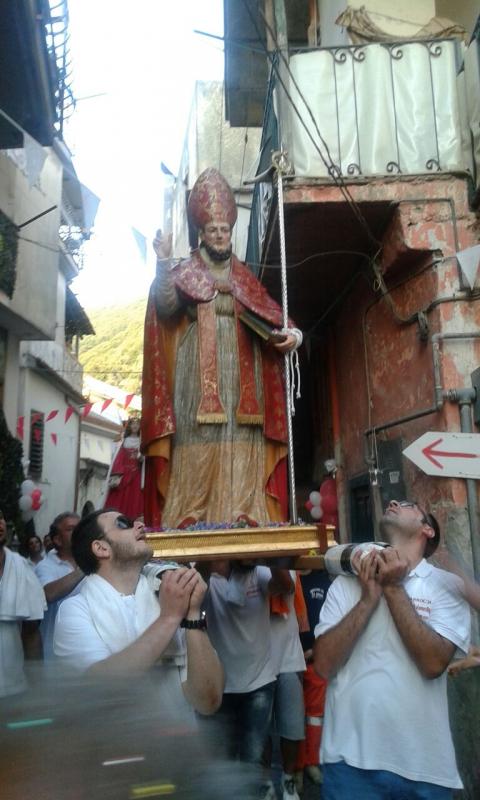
314, 553, 381, 679
376, 549, 456, 679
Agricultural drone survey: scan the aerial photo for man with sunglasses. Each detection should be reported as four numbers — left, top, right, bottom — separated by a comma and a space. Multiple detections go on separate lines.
314, 499, 470, 799
53, 510, 223, 717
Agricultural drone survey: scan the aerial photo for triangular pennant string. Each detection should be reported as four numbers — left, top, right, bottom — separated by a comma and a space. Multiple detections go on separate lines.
82, 402, 93, 418
101, 398, 113, 413
50, 433, 58, 446
46, 409, 59, 422
65, 406, 75, 423
124, 393, 134, 410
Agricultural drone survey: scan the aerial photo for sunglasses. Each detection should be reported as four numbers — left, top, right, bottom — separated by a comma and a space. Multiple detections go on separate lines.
392, 501, 431, 527
113, 515, 134, 530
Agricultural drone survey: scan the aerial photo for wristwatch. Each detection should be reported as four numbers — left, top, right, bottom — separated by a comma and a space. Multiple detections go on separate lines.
180, 611, 207, 630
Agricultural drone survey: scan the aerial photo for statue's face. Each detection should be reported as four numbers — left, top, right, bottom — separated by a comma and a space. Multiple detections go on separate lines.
201, 220, 232, 253
129, 419, 140, 435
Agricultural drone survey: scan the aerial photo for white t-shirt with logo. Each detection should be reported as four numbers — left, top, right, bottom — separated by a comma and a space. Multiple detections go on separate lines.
315, 559, 470, 789
205, 566, 276, 693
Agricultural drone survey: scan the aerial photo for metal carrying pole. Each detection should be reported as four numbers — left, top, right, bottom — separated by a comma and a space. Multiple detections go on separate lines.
272, 150, 298, 524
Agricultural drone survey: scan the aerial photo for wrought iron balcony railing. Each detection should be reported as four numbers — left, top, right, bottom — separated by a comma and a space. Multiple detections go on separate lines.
277, 38, 471, 179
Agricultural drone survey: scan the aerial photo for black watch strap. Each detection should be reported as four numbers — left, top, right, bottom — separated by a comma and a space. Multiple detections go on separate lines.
180, 612, 207, 630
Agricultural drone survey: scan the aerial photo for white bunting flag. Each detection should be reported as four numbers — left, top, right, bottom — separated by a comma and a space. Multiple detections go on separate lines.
456, 245, 480, 290
131, 227, 147, 262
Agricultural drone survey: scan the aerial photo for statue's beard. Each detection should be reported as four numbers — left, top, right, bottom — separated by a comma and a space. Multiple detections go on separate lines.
201, 240, 232, 262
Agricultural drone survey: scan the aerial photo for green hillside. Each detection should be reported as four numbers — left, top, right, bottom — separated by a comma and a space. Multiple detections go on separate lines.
79, 299, 146, 394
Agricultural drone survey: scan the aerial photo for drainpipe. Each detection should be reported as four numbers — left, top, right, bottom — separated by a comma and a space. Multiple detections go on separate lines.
432, 332, 480, 409
364, 331, 480, 578
443, 388, 480, 581
432, 332, 480, 580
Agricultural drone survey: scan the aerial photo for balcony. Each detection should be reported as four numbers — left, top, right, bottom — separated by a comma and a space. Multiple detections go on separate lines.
276, 38, 471, 179
23, 340, 84, 396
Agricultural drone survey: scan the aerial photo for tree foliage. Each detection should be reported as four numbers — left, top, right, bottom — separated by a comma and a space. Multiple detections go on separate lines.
79, 299, 146, 394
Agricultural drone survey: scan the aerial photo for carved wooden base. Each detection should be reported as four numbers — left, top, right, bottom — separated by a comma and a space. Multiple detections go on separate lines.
146, 523, 337, 568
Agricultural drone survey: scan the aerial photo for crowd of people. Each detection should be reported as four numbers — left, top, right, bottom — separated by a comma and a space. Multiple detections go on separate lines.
1, 169, 478, 799
0, 499, 478, 799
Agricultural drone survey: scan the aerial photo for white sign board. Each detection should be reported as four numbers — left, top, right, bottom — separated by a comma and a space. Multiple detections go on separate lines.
403, 432, 480, 479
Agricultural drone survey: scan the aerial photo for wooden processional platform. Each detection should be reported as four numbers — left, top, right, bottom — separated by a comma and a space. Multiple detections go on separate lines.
146, 524, 337, 569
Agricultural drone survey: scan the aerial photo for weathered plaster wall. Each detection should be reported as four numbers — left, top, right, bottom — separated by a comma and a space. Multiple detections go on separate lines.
295, 177, 480, 554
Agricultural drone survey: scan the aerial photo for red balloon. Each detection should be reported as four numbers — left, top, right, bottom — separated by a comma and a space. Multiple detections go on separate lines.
31, 488, 42, 502
305, 499, 314, 512
321, 493, 338, 514
31, 498, 41, 511
320, 477, 336, 497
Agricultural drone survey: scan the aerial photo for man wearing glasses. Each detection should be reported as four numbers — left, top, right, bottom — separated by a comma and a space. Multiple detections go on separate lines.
53, 511, 224, 718
314, 499, 470, 800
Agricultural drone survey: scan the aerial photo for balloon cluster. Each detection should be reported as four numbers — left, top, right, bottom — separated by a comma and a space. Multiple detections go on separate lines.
18, 480, 44, 521
305, 477, 338, 526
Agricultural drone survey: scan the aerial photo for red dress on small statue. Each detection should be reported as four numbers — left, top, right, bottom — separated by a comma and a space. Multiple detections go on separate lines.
104, 436, 143, 519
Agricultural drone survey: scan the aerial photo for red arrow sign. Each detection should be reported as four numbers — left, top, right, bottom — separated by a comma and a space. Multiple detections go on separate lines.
422, 437, 479, 469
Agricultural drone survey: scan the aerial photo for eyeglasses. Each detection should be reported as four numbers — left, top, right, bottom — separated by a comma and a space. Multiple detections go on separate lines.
391, 500, 431, 527
113, 515, 134, 530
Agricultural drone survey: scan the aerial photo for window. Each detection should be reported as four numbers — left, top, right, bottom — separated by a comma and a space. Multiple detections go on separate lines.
29, 411, 44, 480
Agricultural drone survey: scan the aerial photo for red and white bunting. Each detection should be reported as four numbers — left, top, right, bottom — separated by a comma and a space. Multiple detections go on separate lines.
50, 432, 58, 446
15, 396, 139, 435
82, 402, 94, 419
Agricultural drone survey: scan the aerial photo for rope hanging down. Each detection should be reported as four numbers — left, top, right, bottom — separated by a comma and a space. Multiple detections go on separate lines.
272, 150, 298, 524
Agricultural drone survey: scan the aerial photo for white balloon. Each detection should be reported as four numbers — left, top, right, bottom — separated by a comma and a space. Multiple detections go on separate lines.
21, 510, 34, 522
309, 491, 321, 506
311, 505, 323, 520
21, 479, 35, 495
19, 495, 33, 512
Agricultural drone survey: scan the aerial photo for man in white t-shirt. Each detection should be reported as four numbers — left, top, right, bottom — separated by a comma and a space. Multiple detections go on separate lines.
314, 499, 470, 800
53, 510, 223, 718
0, 508, 45, 698
35, 511, 84, 658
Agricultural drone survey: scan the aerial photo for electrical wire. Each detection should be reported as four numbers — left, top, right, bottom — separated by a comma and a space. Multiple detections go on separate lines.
17, 235, 61, 254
